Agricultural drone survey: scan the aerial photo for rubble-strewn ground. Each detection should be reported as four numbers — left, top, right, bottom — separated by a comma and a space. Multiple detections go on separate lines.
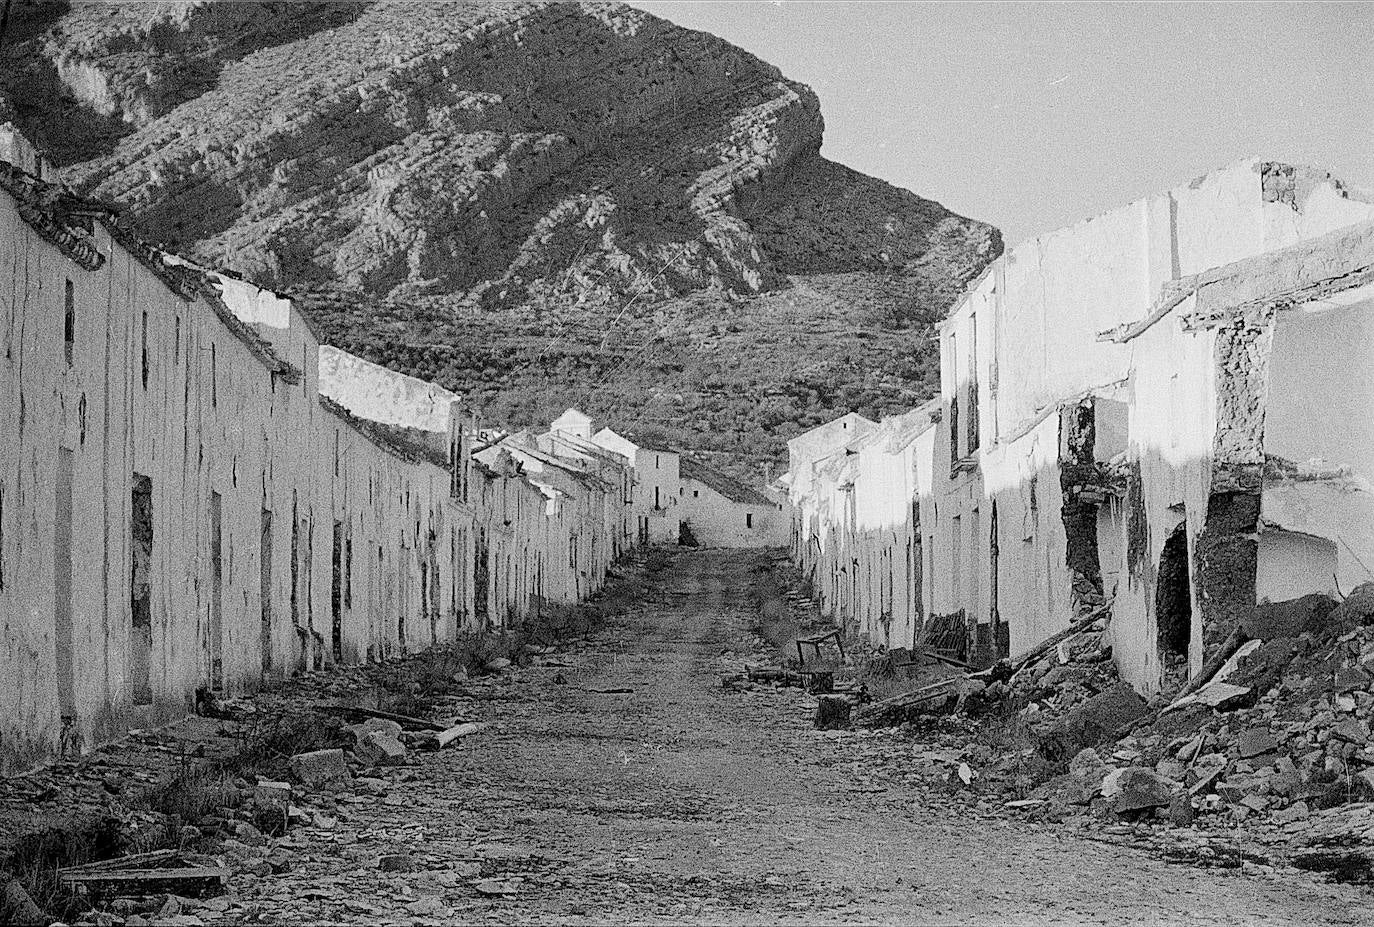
7, 548, 1373, 925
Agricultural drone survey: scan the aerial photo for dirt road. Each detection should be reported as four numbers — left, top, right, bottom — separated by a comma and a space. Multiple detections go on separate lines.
224, 549, 1371, 925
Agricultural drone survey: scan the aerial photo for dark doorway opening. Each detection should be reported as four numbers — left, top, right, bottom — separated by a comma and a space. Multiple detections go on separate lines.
474, 529, 490, 627
331, 520, 344, 663
1156, 522, 1192, 659
130, 474, 153, 705
260, 508, 273, 674
209, 492, 223, 690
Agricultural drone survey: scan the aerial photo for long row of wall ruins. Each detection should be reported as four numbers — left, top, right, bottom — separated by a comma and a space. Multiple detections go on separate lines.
0, 143, 644, 773
788, 159, 1374, 696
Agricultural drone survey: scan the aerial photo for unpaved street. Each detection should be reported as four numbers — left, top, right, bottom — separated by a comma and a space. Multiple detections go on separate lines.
223, 550, 1370, 925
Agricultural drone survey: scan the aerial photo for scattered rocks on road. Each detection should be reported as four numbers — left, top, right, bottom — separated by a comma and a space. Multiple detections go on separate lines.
288, 749, 351, 790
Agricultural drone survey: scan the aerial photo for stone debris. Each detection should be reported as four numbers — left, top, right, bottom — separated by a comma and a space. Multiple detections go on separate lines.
377, 853, 415, 873
1103, 767, 1177, 814
792, 582, 1374, 883
1168, 681, 1254, 712
287, 749, 352, 790
354, 730, 408, 766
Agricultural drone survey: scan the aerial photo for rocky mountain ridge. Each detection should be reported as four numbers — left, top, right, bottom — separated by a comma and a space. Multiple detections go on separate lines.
1, 0, 1001, 475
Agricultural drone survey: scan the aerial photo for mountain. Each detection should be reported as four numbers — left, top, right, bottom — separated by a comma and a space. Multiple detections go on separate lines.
1, 0, 1000, 480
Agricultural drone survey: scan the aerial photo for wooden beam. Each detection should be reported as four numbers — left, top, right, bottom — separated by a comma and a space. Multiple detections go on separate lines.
58, 867, 227, 898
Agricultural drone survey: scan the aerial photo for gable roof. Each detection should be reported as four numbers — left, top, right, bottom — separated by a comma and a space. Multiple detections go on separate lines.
551, 408, 593, 430
680, 457, 774, 506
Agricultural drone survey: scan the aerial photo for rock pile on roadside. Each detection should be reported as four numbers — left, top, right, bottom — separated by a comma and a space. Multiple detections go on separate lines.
794, 579, 1374, 882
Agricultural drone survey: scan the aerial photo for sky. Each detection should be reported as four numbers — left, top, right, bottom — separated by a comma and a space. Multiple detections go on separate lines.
630, 1, 1372, 246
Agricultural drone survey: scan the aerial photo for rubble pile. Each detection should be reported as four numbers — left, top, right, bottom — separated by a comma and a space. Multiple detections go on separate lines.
0, 643, 513, 926
1017, 587, 1374, 828
772, 550, 1374, 880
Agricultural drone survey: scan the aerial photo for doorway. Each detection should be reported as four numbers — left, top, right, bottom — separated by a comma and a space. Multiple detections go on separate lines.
1156, 522, 1192, 661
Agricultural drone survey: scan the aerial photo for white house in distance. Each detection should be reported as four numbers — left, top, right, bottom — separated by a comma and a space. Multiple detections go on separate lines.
591, 425, 681, 544
787, 412, 877, 475
679, 457, 789, 548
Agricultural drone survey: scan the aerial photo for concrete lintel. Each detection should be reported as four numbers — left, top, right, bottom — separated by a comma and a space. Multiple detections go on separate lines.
1104, 219, 1374, 342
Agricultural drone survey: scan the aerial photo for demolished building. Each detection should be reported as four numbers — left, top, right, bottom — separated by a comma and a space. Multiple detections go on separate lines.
792, 159, 1374, 694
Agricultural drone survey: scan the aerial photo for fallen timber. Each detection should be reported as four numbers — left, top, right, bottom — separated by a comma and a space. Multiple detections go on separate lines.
57, 850, 228, 900
422, 722, 488, 750
58, 867, 227, 899
975, 603, 1112, 684
855, 604, 1111, 728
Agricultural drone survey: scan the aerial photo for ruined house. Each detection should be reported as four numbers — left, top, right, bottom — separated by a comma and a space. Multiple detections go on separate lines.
791, 160, 1374, 692
786, 412, 878, 574
589, 424, 682, 546
786, 405, 937, 649
0, 149, 634, 772
677, 456, 788, 549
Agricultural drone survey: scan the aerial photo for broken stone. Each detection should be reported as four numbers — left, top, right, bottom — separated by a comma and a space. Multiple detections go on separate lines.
355, 730, 407, 765
1334, 665, 1372, 693
1331, 582, 1374, 626
356, 776, 388, 796
1039, 683, 1149, 761
407, 897, 446, 917
1270, 757, 1302, 796
378, 853, 414, 872
254, 780, 292, 804
1246, 594, 1335, 641
1331, 719, 1368, 743
1272, 801, 1311, 824
1155, 758, 1187, 781
1028, 772, 1096, 805
1169, 682, 1253, 713
266, 850, 295, 874
1103, 767, 1176, 813
475, 879, 519, 896
1167, 793, 1195, 826
1237, 727, 1278, 759
345, 718, 404, 744
1175, 733, 1206, 764
287, 749, 350, 789
1068, 748, 1107, 780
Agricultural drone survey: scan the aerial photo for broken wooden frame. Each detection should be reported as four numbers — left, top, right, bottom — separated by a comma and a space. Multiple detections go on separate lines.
796, 628, 846, 666
57, 849, 227, 900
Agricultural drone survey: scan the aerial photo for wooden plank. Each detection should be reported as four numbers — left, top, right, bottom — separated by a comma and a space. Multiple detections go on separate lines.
422, 722, 487, 750
58, 867, 227, 898
1170, 624, 1248, 704
974, 604, 1110, 681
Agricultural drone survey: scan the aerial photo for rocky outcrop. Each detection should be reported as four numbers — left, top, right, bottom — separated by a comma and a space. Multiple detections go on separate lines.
1, 0, 1001, 471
